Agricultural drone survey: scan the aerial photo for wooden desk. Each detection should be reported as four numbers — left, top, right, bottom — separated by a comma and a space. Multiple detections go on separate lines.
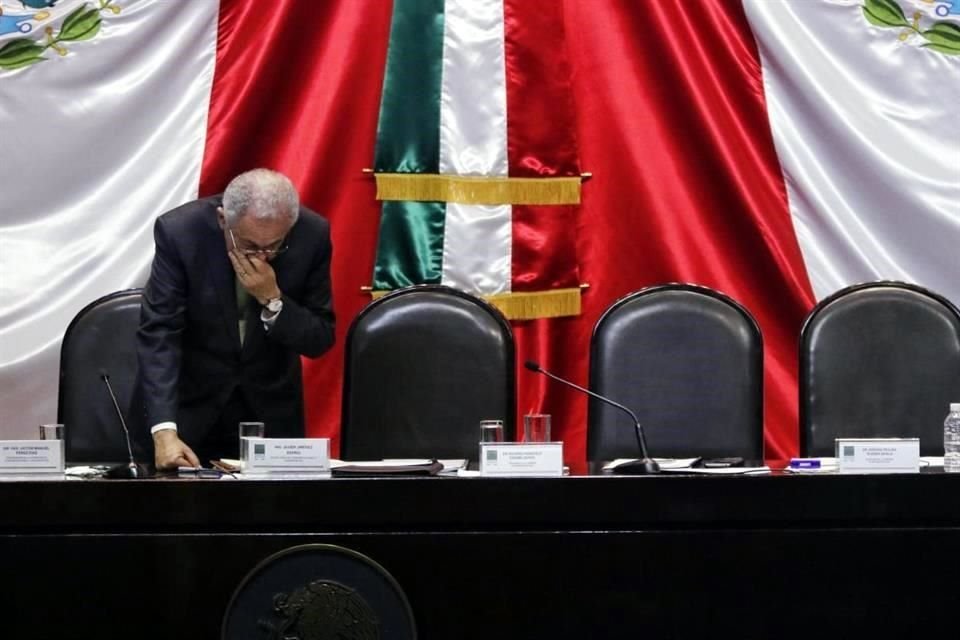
2, 471, 960, 638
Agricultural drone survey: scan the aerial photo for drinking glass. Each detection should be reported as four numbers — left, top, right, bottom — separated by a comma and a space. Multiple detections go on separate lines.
479, 420, 505, 443
39, 423, 64, 440
523, 414, 551, 443
238, 421, 265, 465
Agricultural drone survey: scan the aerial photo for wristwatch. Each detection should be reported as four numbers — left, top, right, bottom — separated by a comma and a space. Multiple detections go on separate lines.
264, 296, 283, 314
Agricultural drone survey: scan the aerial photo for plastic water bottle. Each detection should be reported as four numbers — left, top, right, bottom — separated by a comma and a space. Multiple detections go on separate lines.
944, 403, 960, 473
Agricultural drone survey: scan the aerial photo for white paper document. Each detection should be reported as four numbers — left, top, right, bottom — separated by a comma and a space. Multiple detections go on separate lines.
784, 456, 944, 473
329, 459, 466, 471
603, 458, 701, 471
661, 466, 771, 475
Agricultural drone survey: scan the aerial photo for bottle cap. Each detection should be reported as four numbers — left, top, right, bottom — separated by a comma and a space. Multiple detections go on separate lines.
951, 403, 960, 412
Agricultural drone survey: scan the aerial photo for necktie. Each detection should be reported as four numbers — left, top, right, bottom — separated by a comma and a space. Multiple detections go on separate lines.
235, 276, 250, 345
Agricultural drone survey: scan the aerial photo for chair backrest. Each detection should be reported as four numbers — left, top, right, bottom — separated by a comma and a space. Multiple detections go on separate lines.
588, 284, 764, 461
222, 543, 417, 640
58, 289, 144, 463
341, 285, 515, 460
800, 281, 960, 457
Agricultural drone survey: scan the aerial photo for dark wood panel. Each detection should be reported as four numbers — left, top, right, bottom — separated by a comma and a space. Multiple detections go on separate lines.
2, 472, 960, 638
5, 471, 960, 532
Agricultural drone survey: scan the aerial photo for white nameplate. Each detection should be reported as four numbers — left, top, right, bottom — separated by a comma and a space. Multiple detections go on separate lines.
836, 438, 920, 474
243, 438, 330, 474
0, 440, 64, 474
480, 442, 563, 477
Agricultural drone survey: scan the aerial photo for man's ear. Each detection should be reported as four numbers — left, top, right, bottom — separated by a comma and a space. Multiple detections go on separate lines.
216, 207, 226, 229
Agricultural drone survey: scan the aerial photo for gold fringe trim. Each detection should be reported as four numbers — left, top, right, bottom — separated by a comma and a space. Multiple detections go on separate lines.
369, 287, 581, 320
487, 288, 581, 320
375, 173, 581, 205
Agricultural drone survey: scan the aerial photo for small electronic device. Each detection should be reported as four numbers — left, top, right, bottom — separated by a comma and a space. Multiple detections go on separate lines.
700, 457, 745, 468
177, 466, 224, 478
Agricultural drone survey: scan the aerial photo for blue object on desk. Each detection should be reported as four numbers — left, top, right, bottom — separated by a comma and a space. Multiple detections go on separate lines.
789, 458, 822, 469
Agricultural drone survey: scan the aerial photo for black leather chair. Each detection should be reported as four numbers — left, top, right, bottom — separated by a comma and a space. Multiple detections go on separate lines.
222, 544, 417, 639
58, 289, 145, 463
800, 281, 960, 457
340, 285, 515, 460
588, 284, 764, 461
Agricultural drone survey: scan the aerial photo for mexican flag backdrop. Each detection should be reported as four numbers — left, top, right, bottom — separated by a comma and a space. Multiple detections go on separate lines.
1, 0, 957, 464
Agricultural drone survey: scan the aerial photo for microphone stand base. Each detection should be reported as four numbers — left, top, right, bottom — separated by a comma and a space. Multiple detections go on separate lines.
105, 463, 149, 479
611, 458, 661, 475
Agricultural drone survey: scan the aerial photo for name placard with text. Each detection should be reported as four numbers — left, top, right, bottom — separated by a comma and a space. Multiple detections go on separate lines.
0, 440, 64, 474
242, 438, 330, 475
480, 442, 564, 477
836, 438, 920, 474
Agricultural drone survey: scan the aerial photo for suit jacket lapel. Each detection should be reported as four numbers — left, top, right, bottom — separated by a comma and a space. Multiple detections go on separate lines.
203, 205, 242, 351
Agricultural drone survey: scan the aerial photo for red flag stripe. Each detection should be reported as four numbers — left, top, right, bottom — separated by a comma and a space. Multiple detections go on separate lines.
503, 0, 583, 294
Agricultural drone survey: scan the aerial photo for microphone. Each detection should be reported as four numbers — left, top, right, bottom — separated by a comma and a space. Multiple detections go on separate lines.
523, 360, 660, 474
99, 369, 142, 479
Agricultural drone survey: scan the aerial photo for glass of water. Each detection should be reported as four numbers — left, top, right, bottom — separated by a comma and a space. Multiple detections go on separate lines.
523, 414, 551, 443
238, 421, 265, 468
479, 420, 505, 443
38, 423, 64, 440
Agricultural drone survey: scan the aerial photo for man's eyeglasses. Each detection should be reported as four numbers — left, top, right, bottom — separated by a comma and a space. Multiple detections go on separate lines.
229, 228, 289, 258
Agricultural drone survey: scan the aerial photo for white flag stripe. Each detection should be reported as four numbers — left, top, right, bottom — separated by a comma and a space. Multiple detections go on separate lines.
0, 0, 219, 436
438, 0, 512, 294
743, 0, 960, 305
438, 0, 508, 176
442, 202, 513, 294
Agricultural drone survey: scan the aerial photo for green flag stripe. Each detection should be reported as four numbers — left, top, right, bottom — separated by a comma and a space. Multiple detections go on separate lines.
373, 0, 445, 172
372, 0, 446, 289
373, 200, 446, 289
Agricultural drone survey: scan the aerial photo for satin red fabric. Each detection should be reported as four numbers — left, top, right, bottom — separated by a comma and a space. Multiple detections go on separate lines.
200, 0, 816, 462
503, 0, 582, 293
503, 0, 580, 178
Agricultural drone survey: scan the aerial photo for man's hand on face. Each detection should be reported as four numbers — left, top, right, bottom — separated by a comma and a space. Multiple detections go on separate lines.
229, 250, 282, 305
153, 430, 201, 470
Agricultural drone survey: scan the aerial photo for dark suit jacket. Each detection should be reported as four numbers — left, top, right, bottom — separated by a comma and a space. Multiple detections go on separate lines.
135, 195, 335, 450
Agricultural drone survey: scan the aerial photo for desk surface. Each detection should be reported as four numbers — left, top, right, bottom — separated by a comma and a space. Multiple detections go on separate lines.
4, 466, 960, 532
3, 470, 960, 638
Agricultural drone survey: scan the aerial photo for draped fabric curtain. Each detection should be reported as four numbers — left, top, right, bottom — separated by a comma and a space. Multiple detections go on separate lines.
18, 1, 952, 464
200, 0, 812, 463
0, 0, 219, 436
4, 0, 956, 460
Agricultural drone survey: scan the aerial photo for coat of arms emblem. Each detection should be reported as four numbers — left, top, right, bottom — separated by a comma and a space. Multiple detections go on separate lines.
0, 0, 121, 71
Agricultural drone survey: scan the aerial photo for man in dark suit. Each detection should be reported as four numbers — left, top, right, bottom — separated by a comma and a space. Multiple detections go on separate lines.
136, 169, 335, 469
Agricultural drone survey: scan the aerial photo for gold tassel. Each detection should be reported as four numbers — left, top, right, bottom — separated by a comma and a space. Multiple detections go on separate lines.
367, 287, 581, 320
487, 288, 581, 319
375, 173, 581, 205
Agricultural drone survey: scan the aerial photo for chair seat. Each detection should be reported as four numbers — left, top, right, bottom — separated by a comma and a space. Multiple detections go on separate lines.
800, 281, 960, 457
588, 284, 764, 461
58, 289, 146, 463
340, 285, 515, 461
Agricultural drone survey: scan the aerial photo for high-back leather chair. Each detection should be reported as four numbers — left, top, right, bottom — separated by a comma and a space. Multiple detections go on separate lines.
58, 289, 145, 463
341, 285, 515, 460
588, 284, 764, 461
800, 281, 960, 457
222, 544, 417, 640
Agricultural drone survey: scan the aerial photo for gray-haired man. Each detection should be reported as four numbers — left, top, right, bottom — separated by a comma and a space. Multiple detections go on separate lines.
136, 169, 335, 469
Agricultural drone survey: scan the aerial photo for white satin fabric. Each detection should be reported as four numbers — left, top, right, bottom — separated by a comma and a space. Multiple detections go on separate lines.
743, 0, 960, 305
438, 0, 512, 295
0, 0, 219, 437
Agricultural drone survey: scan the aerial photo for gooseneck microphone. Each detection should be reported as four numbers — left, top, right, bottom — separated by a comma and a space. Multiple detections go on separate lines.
99, 369, 140, 479
523, 360, 660, 474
